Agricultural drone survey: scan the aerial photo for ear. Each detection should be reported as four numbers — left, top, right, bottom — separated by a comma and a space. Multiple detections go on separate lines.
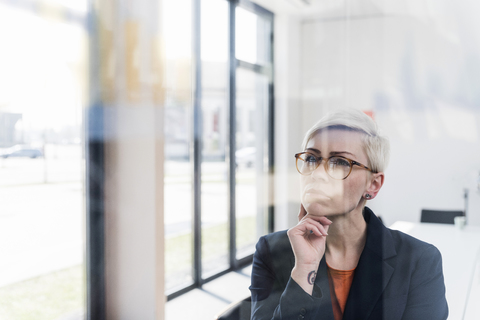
364, 172, 384, 200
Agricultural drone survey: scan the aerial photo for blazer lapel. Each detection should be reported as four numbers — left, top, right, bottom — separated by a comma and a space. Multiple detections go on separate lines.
343, 208, 397, 320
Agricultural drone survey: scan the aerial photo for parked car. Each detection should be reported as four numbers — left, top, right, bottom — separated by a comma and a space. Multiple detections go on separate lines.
1, 145, 44, 159
235, 147, 256, 167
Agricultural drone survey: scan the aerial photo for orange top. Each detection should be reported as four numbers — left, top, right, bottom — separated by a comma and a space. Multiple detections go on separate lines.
327, 263, 356, 320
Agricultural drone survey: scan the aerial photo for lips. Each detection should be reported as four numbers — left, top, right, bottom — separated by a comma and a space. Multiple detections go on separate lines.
303, 185, 331, 199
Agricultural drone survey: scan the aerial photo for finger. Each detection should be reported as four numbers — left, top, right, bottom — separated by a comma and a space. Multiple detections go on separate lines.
289, 220, 324, 237
324, 224, 330, 234
305, 218, 330, 235
299, 219, 329, 236
302, 214, 333, 226
312, 221, 329, 236
318, 216, 333, 225
301, 221, 325, 237
298, 204, 307, 221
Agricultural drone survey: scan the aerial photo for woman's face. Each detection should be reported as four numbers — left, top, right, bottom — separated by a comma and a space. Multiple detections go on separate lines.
300, 129, 372, 217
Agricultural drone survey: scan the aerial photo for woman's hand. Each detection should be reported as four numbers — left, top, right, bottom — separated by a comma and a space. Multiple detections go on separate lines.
287, 204, 332, 295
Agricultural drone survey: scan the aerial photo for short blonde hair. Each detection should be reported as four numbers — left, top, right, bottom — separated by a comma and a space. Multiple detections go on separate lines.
302, 109, 390, 173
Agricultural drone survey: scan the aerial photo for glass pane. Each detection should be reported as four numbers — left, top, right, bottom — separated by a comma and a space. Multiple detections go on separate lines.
163, 0, 194, 292
0, 2, 86, 319
201, 0, 229, 277
235, 6, 271, 66
235, 68, 269, 259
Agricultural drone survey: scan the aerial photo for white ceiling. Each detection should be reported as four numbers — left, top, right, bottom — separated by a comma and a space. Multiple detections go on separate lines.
251, 0, 474, 22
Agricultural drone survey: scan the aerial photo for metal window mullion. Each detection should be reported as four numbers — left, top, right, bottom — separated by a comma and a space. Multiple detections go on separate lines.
192, 0, 203, 287
228, 0, 237, 269
268, 17, 275, 234
86, 3, 106, 319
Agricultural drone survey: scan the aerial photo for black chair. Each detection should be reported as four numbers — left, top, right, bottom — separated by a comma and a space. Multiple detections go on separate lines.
420, 209, 464, 225
214, 296, 251, 320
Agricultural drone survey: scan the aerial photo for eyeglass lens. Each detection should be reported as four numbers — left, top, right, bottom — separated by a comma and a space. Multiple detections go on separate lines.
298, 154, 351, 179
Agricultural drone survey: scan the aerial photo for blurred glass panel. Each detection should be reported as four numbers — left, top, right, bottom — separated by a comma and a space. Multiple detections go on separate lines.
200, 0, 229, 277
235, 6, 271, 66
163, 0, 194, 292
235, 68, 269, 259
0, 2, 86, 319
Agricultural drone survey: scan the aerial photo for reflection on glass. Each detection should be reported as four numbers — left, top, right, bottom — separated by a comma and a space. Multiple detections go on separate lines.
0, 2, 85, 319
236, 6, 271, 66
201, 0, 229, 277
163, 0, 194, 292
235, 68, 269, 259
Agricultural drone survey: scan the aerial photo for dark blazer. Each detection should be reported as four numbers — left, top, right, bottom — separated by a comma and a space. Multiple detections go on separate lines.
249, 207, 448, 320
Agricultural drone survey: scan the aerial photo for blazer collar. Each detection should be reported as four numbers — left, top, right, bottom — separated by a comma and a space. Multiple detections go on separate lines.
362, 207, 397, 260
342, 207, 397, 320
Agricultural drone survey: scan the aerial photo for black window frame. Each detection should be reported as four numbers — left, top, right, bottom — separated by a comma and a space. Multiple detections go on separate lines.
166, 0, 274, 300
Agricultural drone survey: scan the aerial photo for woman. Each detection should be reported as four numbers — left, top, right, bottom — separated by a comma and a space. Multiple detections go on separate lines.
250, 109, 448, 320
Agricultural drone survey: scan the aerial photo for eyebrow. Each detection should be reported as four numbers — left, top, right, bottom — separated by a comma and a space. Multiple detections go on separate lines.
306, 148, 321, 154
331, 151, 356, 157
305, 148, 356, 157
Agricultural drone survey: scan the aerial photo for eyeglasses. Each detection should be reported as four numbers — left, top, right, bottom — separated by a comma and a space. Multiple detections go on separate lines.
294, 152, 376, 180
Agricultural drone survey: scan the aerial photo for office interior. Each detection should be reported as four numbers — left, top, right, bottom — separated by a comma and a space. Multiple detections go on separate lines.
0, 0, 480, 319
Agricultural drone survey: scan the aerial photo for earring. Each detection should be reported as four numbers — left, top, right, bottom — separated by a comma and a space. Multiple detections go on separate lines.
365, 194, 372, 199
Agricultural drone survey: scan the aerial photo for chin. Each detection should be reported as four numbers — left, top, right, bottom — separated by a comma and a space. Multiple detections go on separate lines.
303, 202, 335, 217
305, 200, 364, 218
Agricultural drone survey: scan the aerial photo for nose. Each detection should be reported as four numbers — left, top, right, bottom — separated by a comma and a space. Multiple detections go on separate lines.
310, 159, 330, 181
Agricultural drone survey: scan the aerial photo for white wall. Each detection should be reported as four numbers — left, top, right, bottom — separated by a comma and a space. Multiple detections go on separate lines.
254, 0, 480, 229
299, 2, 480, 226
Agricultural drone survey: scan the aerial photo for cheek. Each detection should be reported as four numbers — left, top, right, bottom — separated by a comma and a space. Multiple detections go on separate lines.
343, 176, 368, 200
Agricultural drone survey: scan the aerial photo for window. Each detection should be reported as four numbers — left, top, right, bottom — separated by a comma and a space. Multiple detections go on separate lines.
164, 0, 274, 299
163, 0, 195, 293
0, 2, 87, 319
200, 0, 229, 278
